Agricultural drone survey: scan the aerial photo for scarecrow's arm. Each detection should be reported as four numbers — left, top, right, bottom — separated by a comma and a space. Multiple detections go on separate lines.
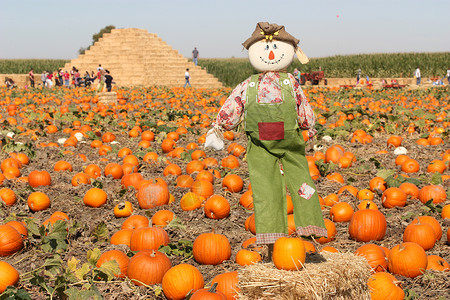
213, 77, 251, 131
292, 75, 317, 138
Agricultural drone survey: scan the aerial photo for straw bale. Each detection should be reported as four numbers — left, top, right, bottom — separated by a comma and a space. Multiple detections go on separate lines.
237, 252, 371, 300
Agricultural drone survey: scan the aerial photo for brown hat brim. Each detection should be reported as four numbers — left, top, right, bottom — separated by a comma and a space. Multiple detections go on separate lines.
242, 22, 300, 49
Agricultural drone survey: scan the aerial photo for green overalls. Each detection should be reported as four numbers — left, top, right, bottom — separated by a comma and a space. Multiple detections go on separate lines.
245, 73, 327, 245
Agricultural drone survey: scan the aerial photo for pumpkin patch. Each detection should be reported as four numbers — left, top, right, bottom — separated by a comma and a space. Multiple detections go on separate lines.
0, 85, 448, 299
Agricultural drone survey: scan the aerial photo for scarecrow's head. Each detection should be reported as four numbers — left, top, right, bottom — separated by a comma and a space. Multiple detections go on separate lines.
243, 22, 308, 72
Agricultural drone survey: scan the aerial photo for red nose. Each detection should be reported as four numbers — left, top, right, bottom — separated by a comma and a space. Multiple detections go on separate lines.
269, 51, 275, 60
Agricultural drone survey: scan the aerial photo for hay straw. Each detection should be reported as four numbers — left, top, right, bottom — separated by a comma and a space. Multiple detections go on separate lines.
237, 252, 371, 300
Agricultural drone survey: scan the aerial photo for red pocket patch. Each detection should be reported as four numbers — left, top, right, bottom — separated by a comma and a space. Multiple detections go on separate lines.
258, 122, 284, 140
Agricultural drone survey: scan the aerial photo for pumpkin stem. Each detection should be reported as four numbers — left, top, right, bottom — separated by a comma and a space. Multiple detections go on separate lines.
365, 202, 371, 210
209, 282, 218, 293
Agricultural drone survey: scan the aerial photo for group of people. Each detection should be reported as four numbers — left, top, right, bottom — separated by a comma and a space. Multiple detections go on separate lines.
27, 64, 114, 92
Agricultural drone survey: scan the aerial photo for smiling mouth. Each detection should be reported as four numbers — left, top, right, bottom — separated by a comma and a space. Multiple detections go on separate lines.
260, 53, 285, 65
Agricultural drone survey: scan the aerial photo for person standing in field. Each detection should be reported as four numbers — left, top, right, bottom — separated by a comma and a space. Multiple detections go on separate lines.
28, 69, 35, 88
356, 68, 361, 84
46, 71, 53, 88
184, 68, 191, 88
192, 47, 199, 66
446, 67, 450, 85
414, 67, 421, 85
97, 69, 105, 92
64, 71, 70, 87
41, 71, 47, 88
104, 70, 113, 92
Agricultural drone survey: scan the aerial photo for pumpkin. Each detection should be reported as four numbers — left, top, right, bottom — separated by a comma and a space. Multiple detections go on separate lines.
191, 180, 214, 199
239, 190, 254, 209
354, 244, 387, 272
356, 189, 374, 201
121, 215, 149, 230
121, 173, 144, 189
410, 216, 442, 241
137, 179, 170, 209
191, 150, 206, 160
0, 188, 16, 206
388, 242, 427, 278
141, 130, 155, 141
27, 192, 51, 211
348, 205, 387, 242
381, 188, 406, 208
204, 195, 230, 219
241, 237, 263, 251
426, 255, 450, 272
403, 222, 436, 251
152, 210, 175, 227
104, 163, 124, 179
161, 138, 176, 153
193, 232, 231, 265
162, 264, 204, 300
130, 226, 170, 251
418, 185, 446, 204
325, 145, 344, 163
221, 155, 240, 169
329, 202, 354, 222
242, 213, 256, 234
54, 160, 73, 172
316, 219, 336, 244
326, 172, 345, 184
272, 237, 306, 270
83, 188, 107, 208
399, 182, 419, 199
84, 164, 102, 178
0, 225, 23, 256
163, 164, 182, 176
180, 192, 203, 211
211, 271, 239, 300
96, 249, 129, 278
113, 201, 133, 218
426, 160, 447, 174
321, 246, 339, 253
0, 261, 20, 293
176, 175, 194, 188
186, 160, 204, 175
357, 200, 378, 211
369, 177, 386, 193
196, 170, 215, 183
28, 170, 51, 187
5, 221, 27, 239
386, 136, 402, 148
71, 172, 91, 186
401, 158, 420, 173
322, 194, 339, 207
128, 250, 171, 285
110, 229, 133, 247
442, 204, 450, 219
367, 272, 404, 300
222, 174, 243, 193
235, 249, 262, 266
190, 283, 227, 300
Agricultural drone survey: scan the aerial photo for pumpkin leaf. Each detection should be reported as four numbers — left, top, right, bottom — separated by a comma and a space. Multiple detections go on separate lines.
385, 175, 403, 188
95, 260, 120, 281
369, 157, 382, 169
376, 169, 395, 179
402, 177, 421, 186
67, 256, 80, 273
423, 200, 442, 213
0, 287, 32, 300
92, 222, 109, 242
430, 172, 443, 185
86, 248, 102, 266
74, 263, 92, 281
64, 287, 98, 300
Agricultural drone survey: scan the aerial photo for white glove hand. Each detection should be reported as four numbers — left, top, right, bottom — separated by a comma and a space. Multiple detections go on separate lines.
205, 129, 224, 151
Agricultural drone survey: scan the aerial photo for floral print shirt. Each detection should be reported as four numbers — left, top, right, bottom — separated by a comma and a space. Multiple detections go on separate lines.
214, 72, 317, 137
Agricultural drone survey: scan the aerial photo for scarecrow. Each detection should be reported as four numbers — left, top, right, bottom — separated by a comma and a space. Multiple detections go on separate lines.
205, 22, 327, 256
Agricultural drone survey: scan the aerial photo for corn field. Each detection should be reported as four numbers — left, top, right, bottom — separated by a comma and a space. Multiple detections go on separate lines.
1, 52, 449, 87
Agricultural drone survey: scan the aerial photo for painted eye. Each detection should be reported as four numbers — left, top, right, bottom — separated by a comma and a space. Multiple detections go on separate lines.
265, 45, 269, 50
273, 44, 278, 49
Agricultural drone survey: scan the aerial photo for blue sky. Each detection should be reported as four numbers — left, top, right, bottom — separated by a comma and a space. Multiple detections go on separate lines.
0, 0, 449, 59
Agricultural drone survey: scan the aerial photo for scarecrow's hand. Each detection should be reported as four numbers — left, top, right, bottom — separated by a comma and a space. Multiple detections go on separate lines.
205, 129, 224, 151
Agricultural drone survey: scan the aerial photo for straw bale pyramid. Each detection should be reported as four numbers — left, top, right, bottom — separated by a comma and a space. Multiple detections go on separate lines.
61, 28, 223, 88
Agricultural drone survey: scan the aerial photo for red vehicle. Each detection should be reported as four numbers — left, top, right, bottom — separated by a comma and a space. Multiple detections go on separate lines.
300, 71, 328, 85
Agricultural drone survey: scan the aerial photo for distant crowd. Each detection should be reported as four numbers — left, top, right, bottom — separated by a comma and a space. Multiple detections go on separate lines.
24, 64, 114, 92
